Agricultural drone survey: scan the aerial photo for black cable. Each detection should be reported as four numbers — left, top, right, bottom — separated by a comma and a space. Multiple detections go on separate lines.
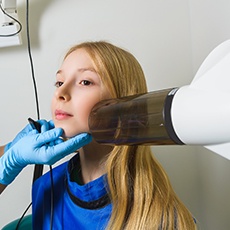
25, 0, 54, 224
49, 165, 54, 230
25, 0, 40, 120
15, 0, 36, 228
15, 203, 32, 230
0, 4, 22, 37
7, 1, 55, 228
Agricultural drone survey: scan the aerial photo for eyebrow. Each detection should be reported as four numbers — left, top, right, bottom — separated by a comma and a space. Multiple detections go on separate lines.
78, 67, 97, 73
56, 70, 62, 75
56, 67, 96, 76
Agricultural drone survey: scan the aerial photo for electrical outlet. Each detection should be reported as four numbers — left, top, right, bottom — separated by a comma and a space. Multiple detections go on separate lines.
0, 23, 21, 47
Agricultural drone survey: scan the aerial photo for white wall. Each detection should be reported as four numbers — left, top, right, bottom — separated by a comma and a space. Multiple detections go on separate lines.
0, 0, 229, 229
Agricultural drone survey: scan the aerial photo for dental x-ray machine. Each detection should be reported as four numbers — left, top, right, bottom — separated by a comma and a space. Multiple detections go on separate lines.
1, 0, 230, 161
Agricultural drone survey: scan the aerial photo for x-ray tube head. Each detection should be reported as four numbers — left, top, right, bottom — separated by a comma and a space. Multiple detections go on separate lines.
89, 88, 182, 146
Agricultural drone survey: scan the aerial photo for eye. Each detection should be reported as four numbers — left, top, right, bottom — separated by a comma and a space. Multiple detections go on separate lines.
54, 81, 63, 88
80, 80, 93, 86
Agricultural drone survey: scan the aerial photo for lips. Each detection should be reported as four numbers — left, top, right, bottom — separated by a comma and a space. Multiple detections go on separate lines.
55, 109, 73, 120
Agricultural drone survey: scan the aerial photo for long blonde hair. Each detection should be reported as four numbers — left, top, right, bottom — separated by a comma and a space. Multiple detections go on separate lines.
66, 41, 196, 229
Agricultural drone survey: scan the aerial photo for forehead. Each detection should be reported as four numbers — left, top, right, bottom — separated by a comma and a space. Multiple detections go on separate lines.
63, 48, 95, 69
56, 49, 99, 79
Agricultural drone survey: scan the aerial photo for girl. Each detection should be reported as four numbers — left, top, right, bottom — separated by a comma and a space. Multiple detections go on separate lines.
32, 41, 196, 229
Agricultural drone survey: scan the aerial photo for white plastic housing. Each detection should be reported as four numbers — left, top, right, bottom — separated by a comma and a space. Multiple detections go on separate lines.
171, 86, 230, 145
171, 40, 230, 160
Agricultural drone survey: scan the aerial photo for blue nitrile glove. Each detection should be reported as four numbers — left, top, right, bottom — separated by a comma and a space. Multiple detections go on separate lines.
0, 128, 92, 185
4, 120, 54, 153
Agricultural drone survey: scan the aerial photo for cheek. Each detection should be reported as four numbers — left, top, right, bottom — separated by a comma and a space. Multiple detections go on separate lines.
78, 99, 100, 130
56, 97, 101, 138
76, 91, 111, 134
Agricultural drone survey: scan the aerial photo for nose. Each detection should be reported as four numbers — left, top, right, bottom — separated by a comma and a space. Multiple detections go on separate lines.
55, 83, 71, 101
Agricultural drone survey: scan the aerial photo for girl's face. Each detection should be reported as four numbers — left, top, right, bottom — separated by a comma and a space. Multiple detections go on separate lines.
51, 48, 110, 138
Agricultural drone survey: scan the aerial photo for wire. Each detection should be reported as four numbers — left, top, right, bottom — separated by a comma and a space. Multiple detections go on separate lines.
15, 1, 55, 229
25, 0, 40, 120
15, 203, 32, 230
49, 165, 54, 230
15, 0, 37, 228
0, 4, 22, 37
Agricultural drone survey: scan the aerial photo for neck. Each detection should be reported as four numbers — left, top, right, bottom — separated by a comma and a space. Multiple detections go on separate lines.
79, 140, 113, 184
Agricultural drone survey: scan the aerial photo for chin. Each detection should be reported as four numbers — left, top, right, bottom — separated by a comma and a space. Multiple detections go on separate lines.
53, 120, 89, 137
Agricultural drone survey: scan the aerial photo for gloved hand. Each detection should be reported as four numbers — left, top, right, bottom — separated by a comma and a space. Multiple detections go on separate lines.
0, 127, 92, 185
4, 120, 54, 152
